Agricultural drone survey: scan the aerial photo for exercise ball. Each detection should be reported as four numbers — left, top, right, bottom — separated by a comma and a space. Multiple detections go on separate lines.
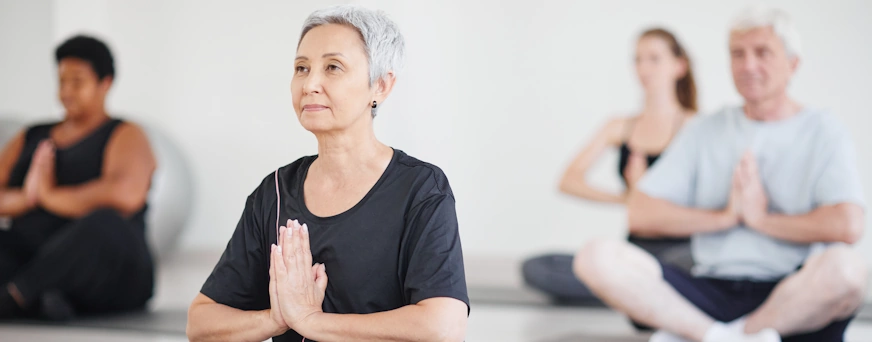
142, 124, 194, 261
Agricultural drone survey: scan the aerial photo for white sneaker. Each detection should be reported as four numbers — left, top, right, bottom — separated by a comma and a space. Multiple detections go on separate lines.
649, 330, 693, 342
726, 318, 781, 342
703, 321, 781, 342
744, 328, 780, 342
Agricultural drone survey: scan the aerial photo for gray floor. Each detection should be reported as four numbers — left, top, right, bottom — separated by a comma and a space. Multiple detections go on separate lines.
1, 251, 870, 341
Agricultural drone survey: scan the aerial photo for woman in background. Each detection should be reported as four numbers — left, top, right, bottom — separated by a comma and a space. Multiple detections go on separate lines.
523, 28, 697, 307
0, 35, 156, 320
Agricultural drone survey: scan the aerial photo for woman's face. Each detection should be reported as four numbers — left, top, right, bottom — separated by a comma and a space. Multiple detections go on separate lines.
634, 36, 686, 93
58, 58, 110, 120
292, 24, 378, 134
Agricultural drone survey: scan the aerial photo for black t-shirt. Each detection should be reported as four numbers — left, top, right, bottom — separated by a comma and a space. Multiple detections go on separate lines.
200, 149, 469, 342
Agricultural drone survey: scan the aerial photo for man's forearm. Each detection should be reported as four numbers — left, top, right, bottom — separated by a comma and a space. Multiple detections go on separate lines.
187, 305, 284, 342
627, 191, 736, 237
751, 204, 864, 244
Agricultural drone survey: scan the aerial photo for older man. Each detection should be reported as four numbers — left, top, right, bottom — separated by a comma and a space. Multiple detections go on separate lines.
573, 7, 867, 342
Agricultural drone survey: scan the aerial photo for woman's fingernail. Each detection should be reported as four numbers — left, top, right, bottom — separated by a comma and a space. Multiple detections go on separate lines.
303, 224, 308, 233
276, 246, 282, 254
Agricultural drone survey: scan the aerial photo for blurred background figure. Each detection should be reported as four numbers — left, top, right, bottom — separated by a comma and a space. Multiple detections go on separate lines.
575, 6, 867, 342
522, 28, 697, 306
0, 35, 156, 320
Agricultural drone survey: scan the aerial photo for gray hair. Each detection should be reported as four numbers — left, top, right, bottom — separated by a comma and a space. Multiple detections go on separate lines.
730, 6, 801, 59
299, 5, 405, 116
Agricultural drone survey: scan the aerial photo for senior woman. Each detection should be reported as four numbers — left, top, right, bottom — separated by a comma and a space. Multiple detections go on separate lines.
186, 5, 469, 342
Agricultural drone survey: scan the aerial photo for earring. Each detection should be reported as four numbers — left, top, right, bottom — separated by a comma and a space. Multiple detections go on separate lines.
372, 101, 378, 108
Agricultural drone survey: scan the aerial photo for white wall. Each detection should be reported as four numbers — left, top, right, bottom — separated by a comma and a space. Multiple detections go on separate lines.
0, 0, 55, 120
2, 0, 871, 263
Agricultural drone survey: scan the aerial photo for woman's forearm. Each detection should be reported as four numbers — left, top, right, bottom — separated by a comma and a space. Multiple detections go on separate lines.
187, 303, 285, 342
40, 179, 145, 218
559, 177, 625, 204
0, 188, 33, 217
297, 299, 467, 342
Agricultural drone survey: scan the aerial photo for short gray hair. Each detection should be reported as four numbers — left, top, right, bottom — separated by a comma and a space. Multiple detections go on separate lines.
730, 6, 801, 59
300, 5, 405, 85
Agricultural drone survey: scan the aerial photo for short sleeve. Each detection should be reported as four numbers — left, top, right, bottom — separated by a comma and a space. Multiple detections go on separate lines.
200, 193, 270, 310
813, 134, 866, 209
402, 194, 469, 312
638, 119, 701, 207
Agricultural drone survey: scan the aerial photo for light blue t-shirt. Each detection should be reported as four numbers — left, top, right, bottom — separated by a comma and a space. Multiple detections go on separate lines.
639, 106, 865, 281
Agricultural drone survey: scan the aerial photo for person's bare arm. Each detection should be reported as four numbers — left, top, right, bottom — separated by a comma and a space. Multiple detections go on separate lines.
277, 221, 468, 342
627, 190, 737, 238
559, 118, 628, 204
188, 222, 468, 342
38, 123, 156, 218
187, 295, 467, 342
0, 131, 34, 217
733, 151, 865, 244
749, 204, 864, 244
187, 293, 286, 342
297, 297, 467, 342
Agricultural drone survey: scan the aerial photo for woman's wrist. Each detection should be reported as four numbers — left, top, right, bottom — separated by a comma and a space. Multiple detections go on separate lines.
292, 311, 326, 341
262, 309, 289, 338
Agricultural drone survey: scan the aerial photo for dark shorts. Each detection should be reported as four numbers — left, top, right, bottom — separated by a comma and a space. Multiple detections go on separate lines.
521, 235, 693, 305
661, 262, 853, 342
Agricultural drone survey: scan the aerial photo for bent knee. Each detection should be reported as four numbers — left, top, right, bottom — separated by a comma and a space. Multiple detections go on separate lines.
573, 239, 620, 276
815, 246, 868, 302
573, 238, 659, 285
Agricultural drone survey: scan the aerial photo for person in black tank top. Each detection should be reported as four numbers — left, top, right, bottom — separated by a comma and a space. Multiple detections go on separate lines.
0, 36, 156, 320
522, 28, 698, 313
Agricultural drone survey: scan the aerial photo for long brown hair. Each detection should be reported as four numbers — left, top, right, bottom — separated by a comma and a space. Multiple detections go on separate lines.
640, 28, 697, 112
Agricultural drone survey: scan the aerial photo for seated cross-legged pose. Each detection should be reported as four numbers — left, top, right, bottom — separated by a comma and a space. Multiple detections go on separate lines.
574, 7, 867, 342
524, 27, 698, 305
0, 35, 156, 320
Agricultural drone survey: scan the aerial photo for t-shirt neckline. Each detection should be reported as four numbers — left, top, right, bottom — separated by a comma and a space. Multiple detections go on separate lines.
295, 148, 398, 225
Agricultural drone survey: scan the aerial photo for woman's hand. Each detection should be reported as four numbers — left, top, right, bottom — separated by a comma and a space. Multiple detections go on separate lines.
23, 140, 55, 207
267, 243, 290, 337
273, 219, 328, 333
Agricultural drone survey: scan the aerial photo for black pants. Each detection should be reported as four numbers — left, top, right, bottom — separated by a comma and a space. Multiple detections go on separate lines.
0, 208, 154, 315
521, 236, 692, 304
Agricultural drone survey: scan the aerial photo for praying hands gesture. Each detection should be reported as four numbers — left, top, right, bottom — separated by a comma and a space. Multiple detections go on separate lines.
728, 151, 770, 230
21, 140, 56, 208
267, 219, 328, 337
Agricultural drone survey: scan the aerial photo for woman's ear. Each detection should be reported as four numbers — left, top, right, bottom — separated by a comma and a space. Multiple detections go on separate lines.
372, 71, 396, 104
98, 76, 114, 94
